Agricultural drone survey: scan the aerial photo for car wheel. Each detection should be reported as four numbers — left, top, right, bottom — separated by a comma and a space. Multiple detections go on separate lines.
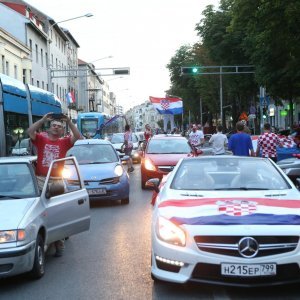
30, 234, 45, 279
151, 272, 160, 282
141, 180, 146, 189
141, 173, 147, 189
121, 197, 129, 205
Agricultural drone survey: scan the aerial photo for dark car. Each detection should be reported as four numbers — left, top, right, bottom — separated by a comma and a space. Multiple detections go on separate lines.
140, 134, 198, 189
110, 132, 141, 163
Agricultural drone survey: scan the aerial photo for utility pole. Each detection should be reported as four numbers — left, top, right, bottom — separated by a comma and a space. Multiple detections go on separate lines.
181, 65, 255, 126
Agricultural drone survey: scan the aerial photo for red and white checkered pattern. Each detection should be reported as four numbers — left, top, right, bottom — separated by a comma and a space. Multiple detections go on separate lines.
218, 200, 257, 216
257, 132, 280, 157
160, 99, 170, 110
278, 135, 296, 148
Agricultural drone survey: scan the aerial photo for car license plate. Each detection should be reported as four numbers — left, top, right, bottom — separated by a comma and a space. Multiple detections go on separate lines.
221, 263, 276, 277
88, 188, 106, 195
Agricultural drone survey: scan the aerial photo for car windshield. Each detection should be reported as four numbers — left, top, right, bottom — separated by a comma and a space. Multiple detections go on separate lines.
67, 144, 119, 164
171, 157, 291, 191
13, 138, 29, 149
110, 133, 138, 144
147, 139, 192, 154
0, 163, 37, 198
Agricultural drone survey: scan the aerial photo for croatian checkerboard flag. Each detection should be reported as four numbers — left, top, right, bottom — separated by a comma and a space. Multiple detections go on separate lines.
158, 197, 300, 225
66, 91, 75, 105
149, 96, 183, 115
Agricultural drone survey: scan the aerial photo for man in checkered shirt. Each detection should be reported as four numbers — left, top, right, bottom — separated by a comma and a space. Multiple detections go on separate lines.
256, 123, 282, 162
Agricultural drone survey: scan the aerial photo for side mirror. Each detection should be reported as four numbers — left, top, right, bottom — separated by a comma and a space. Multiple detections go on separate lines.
45, 182, 65, 199
145, 178, 160, 193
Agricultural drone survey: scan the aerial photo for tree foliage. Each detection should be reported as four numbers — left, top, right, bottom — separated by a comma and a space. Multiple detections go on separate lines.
166, 0, 300, 127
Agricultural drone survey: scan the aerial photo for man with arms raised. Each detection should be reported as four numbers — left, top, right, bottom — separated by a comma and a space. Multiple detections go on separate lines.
27, 112, 81, 257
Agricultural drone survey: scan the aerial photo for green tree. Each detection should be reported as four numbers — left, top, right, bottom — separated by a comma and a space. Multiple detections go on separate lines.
195, 0, 258, 125
230, 0, 300, 125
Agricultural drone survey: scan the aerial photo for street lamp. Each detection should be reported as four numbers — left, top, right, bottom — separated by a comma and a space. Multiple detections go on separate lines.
89, 56, 113, 64
47, 13, 93, 92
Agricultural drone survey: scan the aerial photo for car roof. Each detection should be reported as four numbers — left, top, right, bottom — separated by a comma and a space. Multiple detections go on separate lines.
150, 134, 185, 140
74, 139, 112, 146
0, 156, 37, 163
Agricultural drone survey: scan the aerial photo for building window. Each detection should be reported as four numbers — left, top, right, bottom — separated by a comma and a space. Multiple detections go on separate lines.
1, 55, 5, 73
29, 39, 32, 57
35, 44, 38, 63
42, 81, 44, 89
45, 52, 48, 67
22, 69, 26, 84
37, 80, 39, 87
41, 49, 43, 67
14, 65, 17, 79
5, 61, 9, 76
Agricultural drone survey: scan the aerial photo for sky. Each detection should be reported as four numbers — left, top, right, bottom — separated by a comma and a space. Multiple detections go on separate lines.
26, 0, 220, 112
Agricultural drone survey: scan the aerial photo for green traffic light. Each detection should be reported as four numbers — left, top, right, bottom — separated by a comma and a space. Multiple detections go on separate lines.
192, 67, 198, 73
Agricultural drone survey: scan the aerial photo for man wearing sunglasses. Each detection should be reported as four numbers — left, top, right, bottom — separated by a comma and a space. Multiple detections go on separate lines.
27, 112, 81, 257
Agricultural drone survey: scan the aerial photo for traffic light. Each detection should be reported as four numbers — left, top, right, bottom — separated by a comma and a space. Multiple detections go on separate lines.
181, 66, 201, 75
262, 107, 268, 119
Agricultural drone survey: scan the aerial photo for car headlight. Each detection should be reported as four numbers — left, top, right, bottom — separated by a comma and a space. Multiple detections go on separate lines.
0, 230, 26, 243
156, 216, 186, 247
114, 164, 124, 176
144, 158, 156, 171
133, 152, 139, 157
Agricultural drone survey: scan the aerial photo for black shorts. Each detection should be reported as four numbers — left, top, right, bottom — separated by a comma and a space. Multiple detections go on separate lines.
124, 147, 133, 156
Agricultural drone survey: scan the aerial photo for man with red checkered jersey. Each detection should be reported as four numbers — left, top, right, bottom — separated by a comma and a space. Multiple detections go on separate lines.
256, 123, 282, 162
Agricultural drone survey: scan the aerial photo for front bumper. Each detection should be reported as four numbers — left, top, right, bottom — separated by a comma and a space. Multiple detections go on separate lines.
86, 175, 129, 201
151, 238, 300, 287
0, 241, 35, 278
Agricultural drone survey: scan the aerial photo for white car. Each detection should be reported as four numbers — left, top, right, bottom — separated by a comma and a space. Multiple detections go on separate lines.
11, 138, 34, 156
148, 156, 300, 287
0, 156, 90, 279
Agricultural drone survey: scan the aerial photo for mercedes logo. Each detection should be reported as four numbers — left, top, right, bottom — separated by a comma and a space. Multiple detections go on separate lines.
238, 237, 259, 258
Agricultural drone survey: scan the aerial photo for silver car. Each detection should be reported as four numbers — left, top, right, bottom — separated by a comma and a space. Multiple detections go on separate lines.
0, 156, 90, 279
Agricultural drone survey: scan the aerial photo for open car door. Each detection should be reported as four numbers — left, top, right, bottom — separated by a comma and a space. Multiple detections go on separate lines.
42, 157, 90, 244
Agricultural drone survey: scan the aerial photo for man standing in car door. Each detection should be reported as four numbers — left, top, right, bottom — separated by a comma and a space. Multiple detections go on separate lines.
27, 112, 81, 257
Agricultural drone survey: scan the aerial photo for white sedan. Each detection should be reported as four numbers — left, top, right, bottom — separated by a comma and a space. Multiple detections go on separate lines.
148, 156, 300, 287
0, 156, 90, 279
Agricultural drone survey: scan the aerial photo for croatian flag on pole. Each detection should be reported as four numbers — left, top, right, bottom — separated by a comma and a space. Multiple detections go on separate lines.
66, 91, 75, 105
149, 96, 183, 115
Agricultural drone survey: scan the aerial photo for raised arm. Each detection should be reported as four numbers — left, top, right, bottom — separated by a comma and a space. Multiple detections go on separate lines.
27, 112, 52, 141
64, 115, 82, 145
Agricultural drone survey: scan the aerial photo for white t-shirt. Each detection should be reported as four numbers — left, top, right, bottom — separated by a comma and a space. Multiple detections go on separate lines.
209, 132, 228, 154
189, 130, 204, 146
